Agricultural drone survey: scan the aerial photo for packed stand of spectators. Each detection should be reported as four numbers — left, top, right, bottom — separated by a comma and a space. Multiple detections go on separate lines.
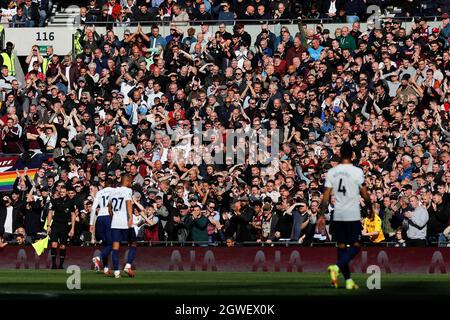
0, 14, 450, 247
3, 0, 450, 29
1, 0, 52, 27
72, 0, 311, 27
70, 0, 450, 27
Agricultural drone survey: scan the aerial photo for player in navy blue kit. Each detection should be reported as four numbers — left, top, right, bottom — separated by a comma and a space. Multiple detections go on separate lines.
320, 143, 374, 289
109, 174, 137, 278
90, 180, 115, 275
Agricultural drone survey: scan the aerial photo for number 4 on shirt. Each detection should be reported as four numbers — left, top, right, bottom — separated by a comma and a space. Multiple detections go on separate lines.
338, 178, 347, 196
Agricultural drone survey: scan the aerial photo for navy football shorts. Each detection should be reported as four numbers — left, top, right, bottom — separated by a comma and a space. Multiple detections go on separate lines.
95, 215, 112, 245
111, 228, 137, 243
331, 220, 362, 245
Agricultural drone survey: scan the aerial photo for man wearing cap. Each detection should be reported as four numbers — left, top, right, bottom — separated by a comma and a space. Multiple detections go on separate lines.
52, 136, 71, 161
390, 24, 402, 43
165, 24, 184, 45
290, 200, 312, 243
396, 73, 420, 105
169, 203, 190, 242
384, 72, 401, 98
75, 76, 90, 99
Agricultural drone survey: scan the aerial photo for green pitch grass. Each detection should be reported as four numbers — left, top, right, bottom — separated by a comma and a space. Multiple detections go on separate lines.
0, 270, 449, 300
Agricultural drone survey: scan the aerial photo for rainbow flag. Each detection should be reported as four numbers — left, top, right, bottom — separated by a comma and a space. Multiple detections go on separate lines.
0, 169, 38, 192
0, 153, 52, 192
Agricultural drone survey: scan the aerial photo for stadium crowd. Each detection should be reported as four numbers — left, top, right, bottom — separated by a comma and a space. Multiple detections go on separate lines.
1, 0, 51, 27
0, 6, 449, 248
2, 0, 450, 28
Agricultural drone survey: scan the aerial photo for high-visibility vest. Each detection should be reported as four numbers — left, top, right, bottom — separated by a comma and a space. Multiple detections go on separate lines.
42, 57, 50, 75
73, 32, 82, 56
1, 52, 15, 77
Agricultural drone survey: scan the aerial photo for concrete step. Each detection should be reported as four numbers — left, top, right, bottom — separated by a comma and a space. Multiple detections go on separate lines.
50, 13, 78, 25
52, 15, 77, 21
60, 7, 80, 14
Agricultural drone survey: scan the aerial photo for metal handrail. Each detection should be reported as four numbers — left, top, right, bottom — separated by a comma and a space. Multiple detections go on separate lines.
0, 15, 447, 27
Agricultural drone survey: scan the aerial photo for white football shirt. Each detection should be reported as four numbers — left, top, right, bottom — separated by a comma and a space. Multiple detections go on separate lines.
110, 186, 133, 229
324, 164, 365, 221
90, 187, 114, 225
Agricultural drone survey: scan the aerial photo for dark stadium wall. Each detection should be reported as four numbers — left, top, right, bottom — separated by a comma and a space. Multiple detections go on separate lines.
1, 247, 449, 274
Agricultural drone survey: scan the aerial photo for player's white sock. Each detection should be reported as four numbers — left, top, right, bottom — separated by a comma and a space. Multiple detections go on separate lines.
124, 263, 131, 270
114, 270, 121, 278
104, 267, 109, 273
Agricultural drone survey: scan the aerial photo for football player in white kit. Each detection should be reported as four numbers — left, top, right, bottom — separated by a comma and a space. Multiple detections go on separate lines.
320, 142, 374, 290
109, 174, 137, 278
90, 180, 115, 275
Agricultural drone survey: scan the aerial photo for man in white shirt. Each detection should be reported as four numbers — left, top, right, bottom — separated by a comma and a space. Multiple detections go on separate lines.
262, 180, 280, 203
159, 135, 172, 164
0, 195, 18, 242
146, 82, 164, 108
90, 181, 115, 275
325, 0, 338, 18
38, 124, 57, 151
119, 73, 136, 105
200, 25, 212, 42
0, 65, 17, 97
321, 142, 374, 290
403, 196, 429, 246
109, 174, 137, 278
